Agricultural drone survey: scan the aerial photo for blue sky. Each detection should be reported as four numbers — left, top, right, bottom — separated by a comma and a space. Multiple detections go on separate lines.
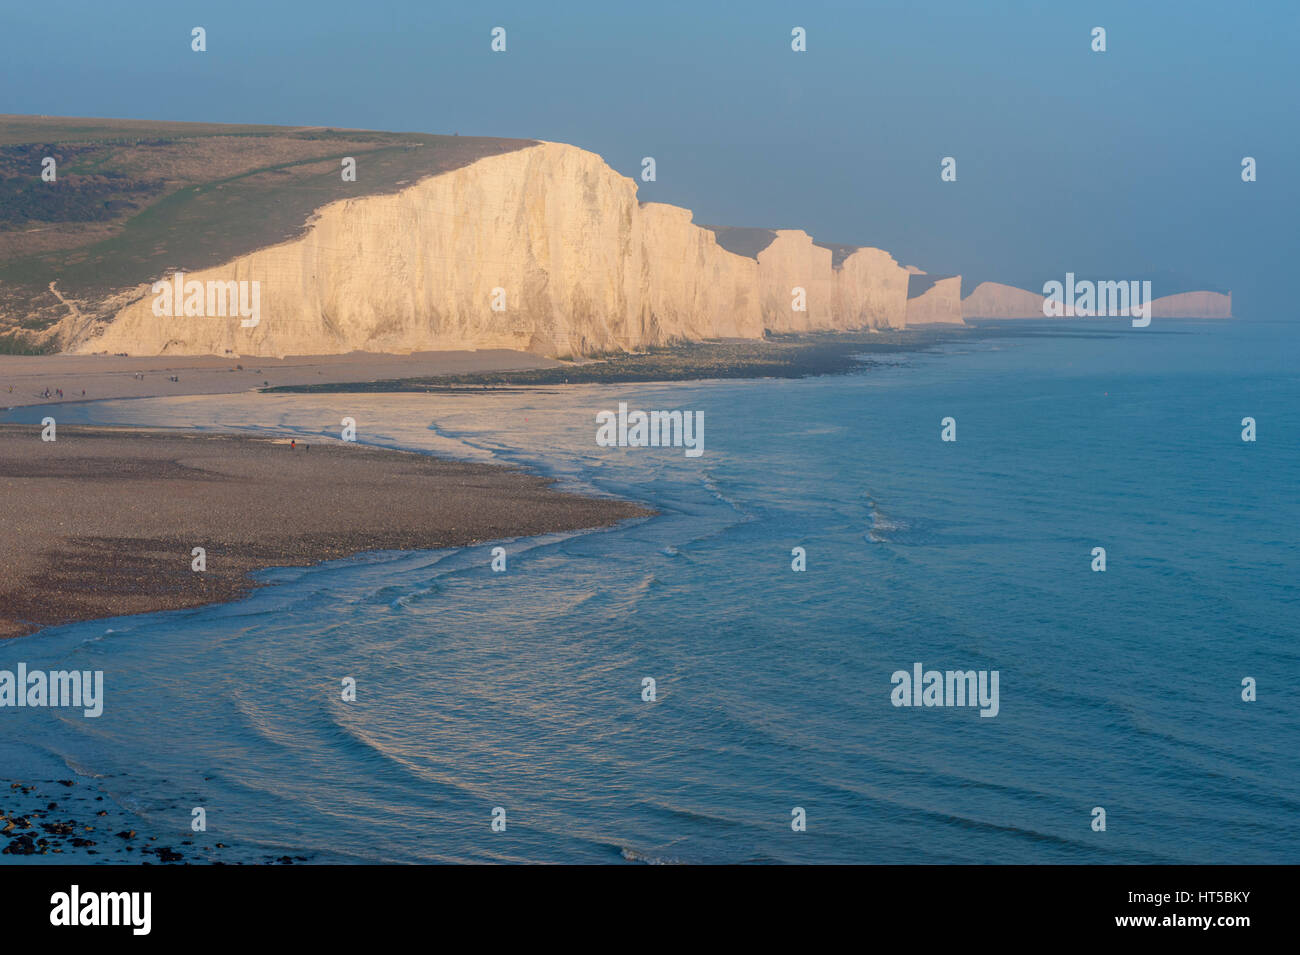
1, 0, 1295, 315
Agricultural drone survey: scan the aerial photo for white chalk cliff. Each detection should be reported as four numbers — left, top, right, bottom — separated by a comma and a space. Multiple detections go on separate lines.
906, 274, 964, 325
963, 281, 1234, 319
962, 282, 1055, 319
68, 143, 929, 357
68, 139, 1232, 357
1149, 291, 1233, 318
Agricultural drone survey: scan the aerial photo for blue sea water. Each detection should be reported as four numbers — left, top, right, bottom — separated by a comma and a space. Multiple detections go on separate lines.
2, 319, 1297, 864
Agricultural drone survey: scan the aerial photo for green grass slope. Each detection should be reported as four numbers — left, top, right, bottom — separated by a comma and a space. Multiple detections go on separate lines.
0, 115, 535, 350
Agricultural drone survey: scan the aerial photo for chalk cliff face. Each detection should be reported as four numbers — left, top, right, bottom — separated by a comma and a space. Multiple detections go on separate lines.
50, 135, 1239, 356
906, 274, 964, 325
636, 202, 763, 343
962, 281, 1052, 318
1150, 291, 1232, 318
961, 282, 1234, 319
75, 143, 657, 357
68, 143, 920, 357
718, 231, 910, 333
757, 231, 836, 333
836, 247, 911, 330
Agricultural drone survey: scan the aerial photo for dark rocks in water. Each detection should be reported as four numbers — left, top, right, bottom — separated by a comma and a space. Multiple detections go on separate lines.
154, 846, 183, 863
41, 821, 76, 836
57, 780, 74, 787
2, 834, 37, 855
115, 829, 136, 840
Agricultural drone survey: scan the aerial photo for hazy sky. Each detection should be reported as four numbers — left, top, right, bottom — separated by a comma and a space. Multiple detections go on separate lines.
2, 0, 1295, 315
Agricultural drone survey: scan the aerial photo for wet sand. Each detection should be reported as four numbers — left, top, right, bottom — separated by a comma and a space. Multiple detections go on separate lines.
0, 424, 650, 639
0, 349, 561, 408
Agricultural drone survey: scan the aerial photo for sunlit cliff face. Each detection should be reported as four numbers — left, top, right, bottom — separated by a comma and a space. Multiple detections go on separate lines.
69, 142, 935, 359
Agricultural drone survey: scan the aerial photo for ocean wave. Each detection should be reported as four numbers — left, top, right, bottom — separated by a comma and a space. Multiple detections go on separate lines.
699, 470, 745, 513
865, 496, 911, 543
619, 846, 684, 865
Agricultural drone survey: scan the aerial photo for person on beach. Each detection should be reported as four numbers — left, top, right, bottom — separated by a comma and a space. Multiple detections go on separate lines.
290, 440, 296, 450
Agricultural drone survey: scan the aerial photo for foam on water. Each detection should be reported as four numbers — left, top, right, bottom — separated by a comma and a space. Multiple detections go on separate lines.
2, 320, 1296, 863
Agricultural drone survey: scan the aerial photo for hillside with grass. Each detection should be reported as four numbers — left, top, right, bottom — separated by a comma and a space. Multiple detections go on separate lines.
0, 115, 534, 352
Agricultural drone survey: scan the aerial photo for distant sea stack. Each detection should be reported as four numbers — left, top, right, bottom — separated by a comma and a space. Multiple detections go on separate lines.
962, 281, 1233, 319
64, 142, 940, 358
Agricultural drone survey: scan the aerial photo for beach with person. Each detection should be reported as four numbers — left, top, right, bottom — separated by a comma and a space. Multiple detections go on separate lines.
0, 422, 649, 640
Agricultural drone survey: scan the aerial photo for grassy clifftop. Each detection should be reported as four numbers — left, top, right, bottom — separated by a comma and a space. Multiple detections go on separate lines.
0, 115, 534, 351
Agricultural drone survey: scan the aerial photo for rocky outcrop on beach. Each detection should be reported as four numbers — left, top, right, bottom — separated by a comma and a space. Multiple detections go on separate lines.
1, 777, 312, 863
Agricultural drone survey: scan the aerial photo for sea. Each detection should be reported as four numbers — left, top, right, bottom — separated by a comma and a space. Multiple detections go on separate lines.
2, 318, 1296, 864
